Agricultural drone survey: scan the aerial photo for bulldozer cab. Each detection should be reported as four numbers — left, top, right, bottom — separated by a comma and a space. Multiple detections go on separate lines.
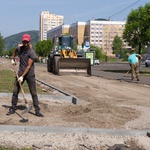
58, 35, 73, 50
53, 35, 77, 58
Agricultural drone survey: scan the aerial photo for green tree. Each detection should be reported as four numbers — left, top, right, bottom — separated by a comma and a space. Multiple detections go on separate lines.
0, 33, 4, 56
90, 45, 105, 60
6, 47, 16, 57
123, 3, 150, 54
112, 35, 123, 57
35, 39, 54, 57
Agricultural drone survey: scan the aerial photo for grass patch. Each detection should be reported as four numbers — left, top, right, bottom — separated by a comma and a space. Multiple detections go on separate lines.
0, 69, 47, 94
140, 72, 150, 77
0, 145, 32, 150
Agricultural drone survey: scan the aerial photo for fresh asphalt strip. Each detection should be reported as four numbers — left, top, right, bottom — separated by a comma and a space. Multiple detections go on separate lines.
0, 125, 148, 137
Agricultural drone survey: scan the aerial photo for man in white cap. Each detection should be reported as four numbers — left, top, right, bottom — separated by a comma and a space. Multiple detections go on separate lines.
7, 34, 44, 117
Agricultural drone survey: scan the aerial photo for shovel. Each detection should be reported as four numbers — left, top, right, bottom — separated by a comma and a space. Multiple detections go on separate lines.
13, 65, 32, 114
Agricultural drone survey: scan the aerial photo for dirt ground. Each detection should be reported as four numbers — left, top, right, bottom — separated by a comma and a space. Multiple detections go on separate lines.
0, 58, 150, 149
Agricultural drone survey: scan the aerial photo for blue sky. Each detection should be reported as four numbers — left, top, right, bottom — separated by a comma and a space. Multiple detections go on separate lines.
0, 0, 149, 38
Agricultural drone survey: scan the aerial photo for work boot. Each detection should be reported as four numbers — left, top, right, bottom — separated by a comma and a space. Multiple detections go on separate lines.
6, 108, 15, 115
35, 111, 44, 117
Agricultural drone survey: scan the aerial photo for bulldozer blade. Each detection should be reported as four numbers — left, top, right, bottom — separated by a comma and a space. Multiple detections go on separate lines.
21, 105, 32, 115
56, 58, 91, 75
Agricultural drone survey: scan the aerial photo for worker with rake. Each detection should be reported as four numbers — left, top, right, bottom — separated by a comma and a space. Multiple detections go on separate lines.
7, 34, 43, 117
126, 48, 141, 81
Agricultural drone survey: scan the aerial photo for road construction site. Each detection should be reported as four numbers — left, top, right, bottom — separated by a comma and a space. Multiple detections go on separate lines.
0, 57, 150, 150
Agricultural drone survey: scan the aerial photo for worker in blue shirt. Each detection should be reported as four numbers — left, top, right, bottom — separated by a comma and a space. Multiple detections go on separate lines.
126, 49, 141, 81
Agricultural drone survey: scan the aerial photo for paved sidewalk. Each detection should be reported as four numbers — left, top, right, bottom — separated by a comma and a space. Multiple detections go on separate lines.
92, 70, 150, 86
92, 63, 150, 86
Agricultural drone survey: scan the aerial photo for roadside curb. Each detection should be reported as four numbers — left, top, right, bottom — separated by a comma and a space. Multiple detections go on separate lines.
36, 79, 78, 104
0, 93, 75, 104
0, 125, 147, 137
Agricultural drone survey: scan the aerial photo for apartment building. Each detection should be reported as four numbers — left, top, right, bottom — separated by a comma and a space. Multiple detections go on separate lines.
47, 24, 70, 39
85, 20, 126, 55
69, 22, 86, 46
47, 22, 86, 45
39, 11, 64, 41
47, 19, 127, 55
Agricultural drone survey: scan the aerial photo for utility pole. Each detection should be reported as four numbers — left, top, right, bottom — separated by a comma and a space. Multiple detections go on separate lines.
105, 32, 108, 62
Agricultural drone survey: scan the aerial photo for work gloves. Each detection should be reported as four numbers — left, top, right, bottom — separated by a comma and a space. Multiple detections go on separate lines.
11, 59, 23, 83
18, 76, 23, 83
11, 58, 23, 83
11, 59, 17, 65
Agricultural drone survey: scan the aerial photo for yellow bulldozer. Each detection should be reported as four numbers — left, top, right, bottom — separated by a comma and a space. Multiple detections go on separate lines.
47, 35, 91, 75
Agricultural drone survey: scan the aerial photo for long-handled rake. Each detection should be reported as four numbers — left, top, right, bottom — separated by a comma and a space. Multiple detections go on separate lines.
13, 65, 32, 114
124, 69, 131, 77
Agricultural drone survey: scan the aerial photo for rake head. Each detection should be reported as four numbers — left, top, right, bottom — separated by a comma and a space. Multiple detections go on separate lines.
21, 106, 32, 115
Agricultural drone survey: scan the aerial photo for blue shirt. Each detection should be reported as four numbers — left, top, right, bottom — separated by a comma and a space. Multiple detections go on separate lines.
128, 53, 138, 64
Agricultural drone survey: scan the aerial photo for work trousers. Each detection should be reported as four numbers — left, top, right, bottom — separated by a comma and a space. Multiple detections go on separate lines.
11, 75, 40, 112
131, 63, 139, 80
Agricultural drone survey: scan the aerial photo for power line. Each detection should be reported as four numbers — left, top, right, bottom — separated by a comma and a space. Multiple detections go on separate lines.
109, 0, 141, 19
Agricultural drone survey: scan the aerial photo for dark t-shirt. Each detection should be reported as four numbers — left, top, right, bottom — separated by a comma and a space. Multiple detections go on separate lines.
16, 46, 36, 76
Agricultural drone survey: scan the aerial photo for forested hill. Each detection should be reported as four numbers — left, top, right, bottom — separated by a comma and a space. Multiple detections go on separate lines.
4, 30, 39, 51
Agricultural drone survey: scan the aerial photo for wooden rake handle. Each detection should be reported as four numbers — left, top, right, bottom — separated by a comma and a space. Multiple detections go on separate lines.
13, 65, 28, 105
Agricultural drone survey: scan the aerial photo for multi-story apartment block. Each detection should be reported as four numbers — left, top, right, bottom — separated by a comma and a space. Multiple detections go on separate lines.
39, 11, 64, 41
47, 24, 70, 39
47, 19, 127, 55
85, 20, 126, 55
47, 22, 86, 46
69, 22, 86, 46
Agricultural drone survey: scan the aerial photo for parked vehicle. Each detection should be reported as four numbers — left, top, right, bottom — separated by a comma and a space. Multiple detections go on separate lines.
145, 58, 150, 67
94, 59, 100, 65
